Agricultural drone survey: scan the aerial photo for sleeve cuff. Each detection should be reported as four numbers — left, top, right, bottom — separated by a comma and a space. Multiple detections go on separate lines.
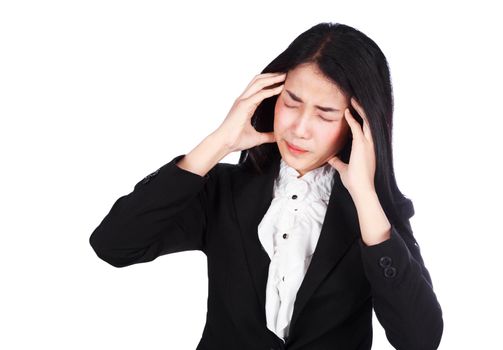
133, 154, 211, 190
359, 225, 413, 287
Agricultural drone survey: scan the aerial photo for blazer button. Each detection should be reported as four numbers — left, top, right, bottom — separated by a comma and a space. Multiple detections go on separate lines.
379, 256, 392, 268
384, 266, 397, 278
291, 194, 298, 199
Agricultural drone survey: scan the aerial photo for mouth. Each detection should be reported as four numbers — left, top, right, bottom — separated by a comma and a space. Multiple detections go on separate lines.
286, 141, 308, 154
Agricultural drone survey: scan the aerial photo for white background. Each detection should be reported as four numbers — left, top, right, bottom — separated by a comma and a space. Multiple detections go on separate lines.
1, 0, 502, 349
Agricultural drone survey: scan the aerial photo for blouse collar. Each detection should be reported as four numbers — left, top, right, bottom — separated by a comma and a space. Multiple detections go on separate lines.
274, 158, 336, 203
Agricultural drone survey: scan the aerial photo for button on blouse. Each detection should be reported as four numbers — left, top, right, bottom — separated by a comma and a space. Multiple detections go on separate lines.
257, 158, 336, 341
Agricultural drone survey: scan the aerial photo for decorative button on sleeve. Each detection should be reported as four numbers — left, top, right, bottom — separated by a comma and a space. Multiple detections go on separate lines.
384, 266, 397, 278
379, 256, 397, 278
379, 256, 393, 268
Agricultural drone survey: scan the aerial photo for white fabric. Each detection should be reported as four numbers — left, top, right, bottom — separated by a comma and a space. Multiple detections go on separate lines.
257, 158, 336, 341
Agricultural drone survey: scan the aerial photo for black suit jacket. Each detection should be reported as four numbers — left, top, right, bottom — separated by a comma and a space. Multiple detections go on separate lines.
89, 154, 443, 350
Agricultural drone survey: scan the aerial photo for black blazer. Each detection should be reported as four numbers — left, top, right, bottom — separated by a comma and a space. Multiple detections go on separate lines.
89, 154, 443, 350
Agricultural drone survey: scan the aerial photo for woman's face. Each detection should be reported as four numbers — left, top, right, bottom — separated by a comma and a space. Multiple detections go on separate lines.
274, 63, 351, 177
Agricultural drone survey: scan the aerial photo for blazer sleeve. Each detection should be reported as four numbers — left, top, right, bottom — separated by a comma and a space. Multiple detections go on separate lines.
358, 199, 443, 350
89, 154, 215, 268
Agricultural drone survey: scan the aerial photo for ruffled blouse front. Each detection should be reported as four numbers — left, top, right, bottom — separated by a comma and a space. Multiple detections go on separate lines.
257, 158, 336, 341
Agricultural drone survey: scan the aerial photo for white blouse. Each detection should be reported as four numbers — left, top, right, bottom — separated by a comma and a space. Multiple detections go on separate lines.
257, 157, 336, 341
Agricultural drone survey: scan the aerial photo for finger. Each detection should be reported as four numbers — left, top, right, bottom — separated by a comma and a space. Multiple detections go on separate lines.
246, 83, 284, 107
351, 97, 372, 141
243, 72, 285, 91
256, 131, 276, 145
344, 108, 364, 140
240, 73, 286, 99
362, 119, 373, 144
242, 72, 286, 98
350, 97, 374, 143
350, 97, 367, 121
349, 97, 375, 143
327, 156, 346, 173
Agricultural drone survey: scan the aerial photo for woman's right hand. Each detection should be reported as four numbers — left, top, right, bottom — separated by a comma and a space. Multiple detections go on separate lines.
215, 72, 286, 152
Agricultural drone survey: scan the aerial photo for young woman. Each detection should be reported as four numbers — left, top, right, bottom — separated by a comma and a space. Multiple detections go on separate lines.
90, 22, 443, 349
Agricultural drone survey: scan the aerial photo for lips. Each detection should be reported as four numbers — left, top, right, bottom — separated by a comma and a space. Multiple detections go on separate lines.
286, 141, 307, 152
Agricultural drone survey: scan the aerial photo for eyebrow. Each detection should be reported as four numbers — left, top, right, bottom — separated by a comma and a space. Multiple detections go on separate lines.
285, 89, 340, 112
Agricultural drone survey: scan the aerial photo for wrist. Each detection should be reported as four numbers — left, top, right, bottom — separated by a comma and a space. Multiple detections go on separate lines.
351, 188, 378, 206
211, 128, 234, 153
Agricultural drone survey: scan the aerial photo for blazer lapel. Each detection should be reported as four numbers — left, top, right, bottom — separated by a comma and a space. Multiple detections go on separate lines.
231, 159, 280, 317
231, 158, 361, 332
288, 170, 361, 334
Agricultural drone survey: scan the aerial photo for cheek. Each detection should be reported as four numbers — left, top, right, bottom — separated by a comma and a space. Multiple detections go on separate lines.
274, 103, 292, 132
317, 124, 349, 150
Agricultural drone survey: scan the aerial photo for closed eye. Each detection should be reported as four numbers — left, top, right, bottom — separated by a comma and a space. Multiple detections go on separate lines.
319, 116, 335, 122
284, 103, 335, 122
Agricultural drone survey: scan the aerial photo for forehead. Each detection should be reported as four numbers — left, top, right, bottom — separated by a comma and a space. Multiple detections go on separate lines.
285, 63, 346, 102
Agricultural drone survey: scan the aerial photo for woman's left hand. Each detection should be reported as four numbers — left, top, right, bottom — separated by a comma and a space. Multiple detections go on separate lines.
328, 97, 376, 198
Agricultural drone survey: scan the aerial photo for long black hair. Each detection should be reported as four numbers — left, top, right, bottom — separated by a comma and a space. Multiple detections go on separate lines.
238, 22, 415, 237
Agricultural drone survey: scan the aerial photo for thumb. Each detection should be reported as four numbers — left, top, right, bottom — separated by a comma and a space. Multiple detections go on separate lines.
258, 131, 276, 145
328, 156, 346, 173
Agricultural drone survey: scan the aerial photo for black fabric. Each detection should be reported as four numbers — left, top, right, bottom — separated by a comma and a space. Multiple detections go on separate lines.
89, 154, 443, 350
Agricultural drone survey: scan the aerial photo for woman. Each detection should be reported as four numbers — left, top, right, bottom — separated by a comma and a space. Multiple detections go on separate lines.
90, 22, 443, 349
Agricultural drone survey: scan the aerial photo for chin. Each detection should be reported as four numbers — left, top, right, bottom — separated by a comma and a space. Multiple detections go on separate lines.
282, 154, 310, 172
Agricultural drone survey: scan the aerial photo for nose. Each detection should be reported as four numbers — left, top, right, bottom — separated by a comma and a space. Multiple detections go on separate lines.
291, 112, 311, 139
